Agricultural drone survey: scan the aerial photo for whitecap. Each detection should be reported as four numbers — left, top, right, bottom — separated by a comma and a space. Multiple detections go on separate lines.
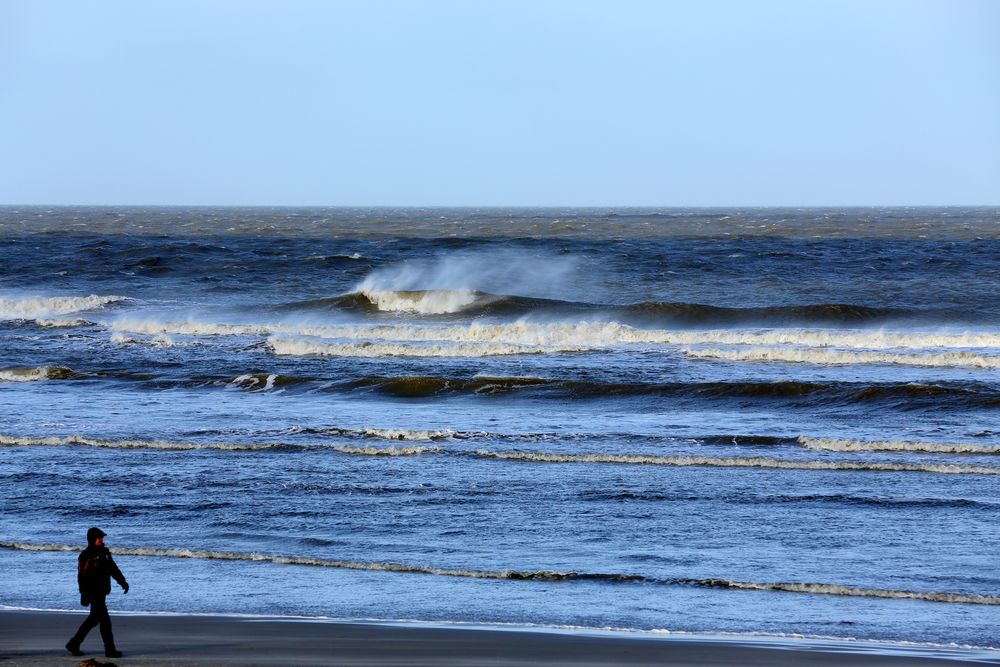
0, 294, 127, 320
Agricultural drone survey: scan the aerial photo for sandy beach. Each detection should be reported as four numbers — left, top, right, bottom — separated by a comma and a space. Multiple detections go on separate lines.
1, 610, 997, 666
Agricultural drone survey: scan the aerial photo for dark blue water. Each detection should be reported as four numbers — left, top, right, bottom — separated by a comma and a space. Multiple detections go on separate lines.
1, 207, 998, 649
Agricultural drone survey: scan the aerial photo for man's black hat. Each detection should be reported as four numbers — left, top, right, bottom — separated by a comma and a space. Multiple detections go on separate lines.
86, 527, 106, 543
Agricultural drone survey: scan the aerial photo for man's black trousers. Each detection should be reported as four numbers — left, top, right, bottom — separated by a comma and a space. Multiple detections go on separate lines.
69, 595, 116, 652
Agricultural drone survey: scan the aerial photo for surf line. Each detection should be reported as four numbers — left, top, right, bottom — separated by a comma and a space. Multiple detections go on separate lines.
2, 542, 997, 606
3, 435, 1000, 474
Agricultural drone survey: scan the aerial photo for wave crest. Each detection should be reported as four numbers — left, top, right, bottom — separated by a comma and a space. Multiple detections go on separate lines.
0, 434, 279, 451
34, 318, 93, 328
268, 336, 580, 358
470, 450, 1000, 474
356, 428, 455, 441
0, 433, 442, 453
344, 375, 986, 408
278, 426, 460, 441
112, 319, 265, 337
363, 289, 479, 314
110, 332, 178, 347
1, 542, 994, 605
284, 290, 912, 324
331, 444, 440, 456
684, 347, 1000, 369
226, 373, 318, 391
677, 578, 999, 605
798, 436, 1000, 455
0, 294, 127, 320
109, 317, 1000, 358
0, 366, 79, 382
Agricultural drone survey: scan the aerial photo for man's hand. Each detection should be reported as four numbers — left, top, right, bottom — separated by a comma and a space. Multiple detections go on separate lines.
122, 583, 129, 594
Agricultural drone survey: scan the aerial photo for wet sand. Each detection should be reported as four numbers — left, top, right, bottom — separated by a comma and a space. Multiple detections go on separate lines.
1, 610, 997, 666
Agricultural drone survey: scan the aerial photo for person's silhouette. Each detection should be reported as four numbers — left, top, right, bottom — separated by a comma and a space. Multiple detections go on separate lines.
65, 527, 129, 658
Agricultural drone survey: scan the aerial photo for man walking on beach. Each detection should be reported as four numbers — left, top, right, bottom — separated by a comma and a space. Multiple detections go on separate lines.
66, 527, 129, 658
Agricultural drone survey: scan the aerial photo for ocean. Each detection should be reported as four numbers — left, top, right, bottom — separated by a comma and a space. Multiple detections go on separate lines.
1, 206, 998, 648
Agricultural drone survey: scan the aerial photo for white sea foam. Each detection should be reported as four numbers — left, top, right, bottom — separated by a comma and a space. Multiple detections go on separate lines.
684, 346, 1000, 369
671, 328, 1000, 350
353, 252, 576, 314
0, 294, 127, 320
691, 579, 1000, 605
282, 426, 458, 440
359, 428, 456, 441
267, 336, 580, 358
6, 430, 997, 473
331, 444, 440, 456
0, 433, 440, 453
109, 318, 1000, 352
362, 289, 479, 314
0, 434, 278, 451
471, 450, 1000, 474
2, 542, 996, 605
110, 332, 178, 347
0, 542, 574, 581
798, 436, 1000, 455
0, 366, 72, 382
228, 374, 281, 391
34, 318, 92, 328
112, 318, 266, 337
0, 368, 45, 383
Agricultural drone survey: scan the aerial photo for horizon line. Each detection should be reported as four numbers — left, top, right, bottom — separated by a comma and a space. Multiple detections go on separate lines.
1, 203, 998, 210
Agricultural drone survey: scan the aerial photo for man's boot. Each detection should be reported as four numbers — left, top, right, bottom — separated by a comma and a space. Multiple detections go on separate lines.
105, 649, 124, 658
65, 640, 84, 656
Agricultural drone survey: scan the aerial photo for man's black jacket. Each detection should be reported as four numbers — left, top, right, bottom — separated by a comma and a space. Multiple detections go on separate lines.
78, 545, 127, 602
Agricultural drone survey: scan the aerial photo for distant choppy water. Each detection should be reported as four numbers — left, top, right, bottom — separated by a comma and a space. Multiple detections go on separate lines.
1, 207, 999, 648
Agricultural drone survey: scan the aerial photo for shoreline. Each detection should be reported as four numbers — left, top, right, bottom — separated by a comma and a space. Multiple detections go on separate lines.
2, 610, 998, 666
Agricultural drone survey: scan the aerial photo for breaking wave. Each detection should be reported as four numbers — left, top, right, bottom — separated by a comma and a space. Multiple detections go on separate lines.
306, 427, 456, 441
358, 427, 455, 441
0, 541, 644, 584
267, 336, 584, 358
362, 289, 479, 314
226, 373, 318, 391
0, 294, 127, 320
0, 434, 282, 451
283, 290, 579, 318
11, 365, 991, 410
110, 332, 180, 347
343, 375, 995, 408
112, 319, 267, 337
699, 434, 796, 446
109, 318, 1000, 358
0, 366, 79, 382
470, 450, 1000, 474
346, 375, 553, 397
0, 427, 1000, 475
684, 347, 1000, 369
675, 578, 999, 605
0, 434, 437, 455
2, 542, 995, 605
10, 432, 997, 473
330, 444, 440, 456
281, 290, 915, 325
798, 436, 1000, 455
34, 318, 93, 328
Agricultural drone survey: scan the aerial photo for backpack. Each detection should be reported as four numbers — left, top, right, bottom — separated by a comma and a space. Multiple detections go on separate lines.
78, 550, 104, 601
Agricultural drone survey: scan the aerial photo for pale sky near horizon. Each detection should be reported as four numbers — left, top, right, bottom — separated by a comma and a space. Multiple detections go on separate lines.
1, 0, 998, 206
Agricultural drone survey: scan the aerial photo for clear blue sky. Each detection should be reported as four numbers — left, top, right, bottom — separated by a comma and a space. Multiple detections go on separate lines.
1, 0, 998, 206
